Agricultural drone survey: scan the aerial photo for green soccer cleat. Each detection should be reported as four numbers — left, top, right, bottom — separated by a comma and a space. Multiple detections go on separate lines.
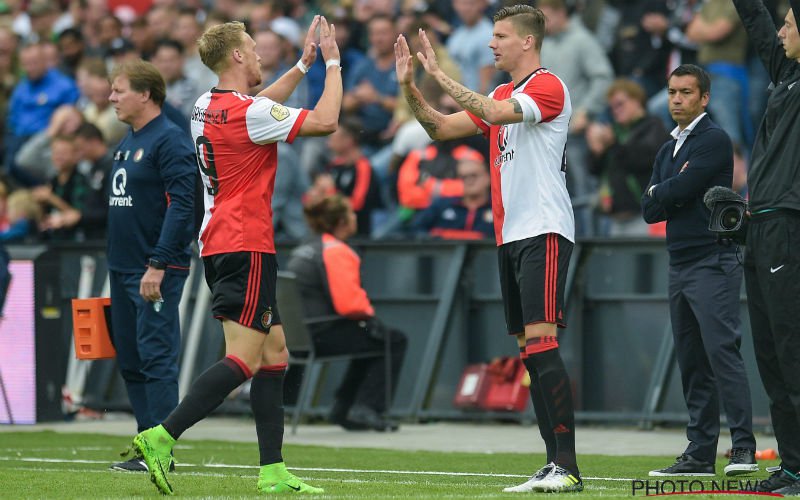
257, 462, 324, 494
132, 425, 176, 496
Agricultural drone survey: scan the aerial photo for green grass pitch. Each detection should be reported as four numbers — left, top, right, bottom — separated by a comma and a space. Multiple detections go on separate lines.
0, 431, 781, 498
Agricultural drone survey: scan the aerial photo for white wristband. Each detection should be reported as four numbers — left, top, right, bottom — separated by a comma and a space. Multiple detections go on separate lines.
295, 60, 309, 74
325, 59, 341, 69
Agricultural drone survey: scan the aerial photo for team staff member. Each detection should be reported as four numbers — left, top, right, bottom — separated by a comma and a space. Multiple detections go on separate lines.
732, 0, 800, 494
642, 64, 757, 478
396, 5, 581, 493
106, 60, 196, 472
287, 194, 407, 432
129, 17, 342, 496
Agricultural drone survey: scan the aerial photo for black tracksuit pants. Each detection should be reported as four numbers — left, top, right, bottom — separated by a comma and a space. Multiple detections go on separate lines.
745, 213, 800, 473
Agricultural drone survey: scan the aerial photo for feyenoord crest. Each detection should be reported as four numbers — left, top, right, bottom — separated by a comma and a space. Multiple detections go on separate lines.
270, 104, 290, 121
497, 125, 509, 152
133, 148, 144, 162
261, 308, 273, 329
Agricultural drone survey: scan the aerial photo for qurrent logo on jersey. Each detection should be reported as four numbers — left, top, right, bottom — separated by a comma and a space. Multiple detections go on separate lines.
109, 168, 133, 206
494, 125, 514, 167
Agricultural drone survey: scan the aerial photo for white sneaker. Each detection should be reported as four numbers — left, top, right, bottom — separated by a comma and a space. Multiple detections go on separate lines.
502, 463, 554, 493
532, 464, 584, 492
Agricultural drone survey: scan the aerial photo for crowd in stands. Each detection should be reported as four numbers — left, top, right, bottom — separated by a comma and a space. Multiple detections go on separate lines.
0, 0, 784, 244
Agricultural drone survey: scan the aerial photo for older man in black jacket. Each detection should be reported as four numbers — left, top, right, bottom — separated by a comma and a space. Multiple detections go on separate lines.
642, 64, 757, 478
732, 0, 800, 494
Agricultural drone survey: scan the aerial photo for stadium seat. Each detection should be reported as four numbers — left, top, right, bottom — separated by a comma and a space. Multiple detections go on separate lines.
276, 271, 391, 434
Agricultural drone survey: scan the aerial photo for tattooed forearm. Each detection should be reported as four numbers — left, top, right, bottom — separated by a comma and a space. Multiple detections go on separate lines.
441, 76, 497, 120
405, 87, 441, 137
509, 98, 522, 115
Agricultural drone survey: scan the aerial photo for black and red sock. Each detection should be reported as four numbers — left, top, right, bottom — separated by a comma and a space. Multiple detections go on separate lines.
162, 355, 251, 440
251, 363, 287, 466
522, 337, 578, 475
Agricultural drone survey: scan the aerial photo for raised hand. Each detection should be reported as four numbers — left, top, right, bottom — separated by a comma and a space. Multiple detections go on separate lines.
318, 16, 340, 63
299, 15, 320, 68
415, 29, 441, 76
394, 34, 413, 86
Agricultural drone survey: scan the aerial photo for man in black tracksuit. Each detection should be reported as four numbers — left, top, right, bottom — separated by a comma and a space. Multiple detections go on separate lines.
642, 64, 757, 478
732, 0, 800, 494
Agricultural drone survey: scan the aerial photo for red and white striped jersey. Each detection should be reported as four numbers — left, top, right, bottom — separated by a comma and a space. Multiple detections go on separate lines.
191, 89, 308, 256
467, 69, 574, 245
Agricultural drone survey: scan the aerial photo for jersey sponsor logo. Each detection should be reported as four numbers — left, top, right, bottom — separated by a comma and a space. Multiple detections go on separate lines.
494, 125, 515, 167
270, 104, 290, 121
133, 148, 144, 162
109, 168, 133, 206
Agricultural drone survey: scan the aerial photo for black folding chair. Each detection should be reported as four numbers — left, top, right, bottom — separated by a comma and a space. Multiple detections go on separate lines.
276, 271, 391, 434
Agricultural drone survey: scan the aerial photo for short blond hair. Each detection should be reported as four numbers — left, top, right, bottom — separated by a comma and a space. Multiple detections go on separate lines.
198, 21, 246, 74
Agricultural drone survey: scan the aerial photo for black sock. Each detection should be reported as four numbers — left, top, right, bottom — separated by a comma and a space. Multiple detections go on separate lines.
251, 364, 286, 466
522, 355, 557, 464
527, 348, 578, 476
162, 356, 250, 440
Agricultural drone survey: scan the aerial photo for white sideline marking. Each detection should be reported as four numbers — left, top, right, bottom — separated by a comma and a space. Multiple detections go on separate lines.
0, 456, 633, 482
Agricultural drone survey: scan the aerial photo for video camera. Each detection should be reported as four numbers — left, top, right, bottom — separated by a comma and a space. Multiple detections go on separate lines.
703, 186, 748, 245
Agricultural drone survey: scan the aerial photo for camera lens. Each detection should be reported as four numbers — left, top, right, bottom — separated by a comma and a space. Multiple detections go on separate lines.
720, 206, 742, 231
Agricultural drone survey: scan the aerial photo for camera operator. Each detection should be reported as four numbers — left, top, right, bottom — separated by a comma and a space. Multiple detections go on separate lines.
730, 0, 800, 494
642, 64, 757, 477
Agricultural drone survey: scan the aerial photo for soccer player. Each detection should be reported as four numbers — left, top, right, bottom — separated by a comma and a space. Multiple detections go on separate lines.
106, 60, 196, 472
395, 4, 581, 493
128, 17, 342, 495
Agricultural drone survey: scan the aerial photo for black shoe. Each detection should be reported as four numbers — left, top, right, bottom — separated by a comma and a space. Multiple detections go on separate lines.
346, 404, 399, 432
649, 454, 715, 476
724, 448, 758, 476
755, 467, 800, 492
774, 478, 800, 496
328, 401, 369, 431
110, 457, 148, 472
109, 457, 176, 472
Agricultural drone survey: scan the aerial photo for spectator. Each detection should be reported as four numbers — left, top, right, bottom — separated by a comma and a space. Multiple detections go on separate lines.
91, 14, 123, 59
15, 104, 83, 185
129, 17, 155, 60
398, 142, 484, 211
76, 57, 128, 146
413, 155, 493, 239
56, 27, 84, 78
342, 14, 399, 150
287, 194, 407, 432
173, 8, 218, 93
586, 79, 669, 236
73, 122, 110, 240
32, 134, 89, 241
308, 117, 383, 238
272, 142, 310, 243
393, 20, 460, 127
5, 41, 80, 186
538, 0, 614, 237
0, 189, 41, 242
253, 29, 308, 110
686, 0, 751, 148
609, 0, 671, 97
447, 0, 496, 94
151, 39, 198, 117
